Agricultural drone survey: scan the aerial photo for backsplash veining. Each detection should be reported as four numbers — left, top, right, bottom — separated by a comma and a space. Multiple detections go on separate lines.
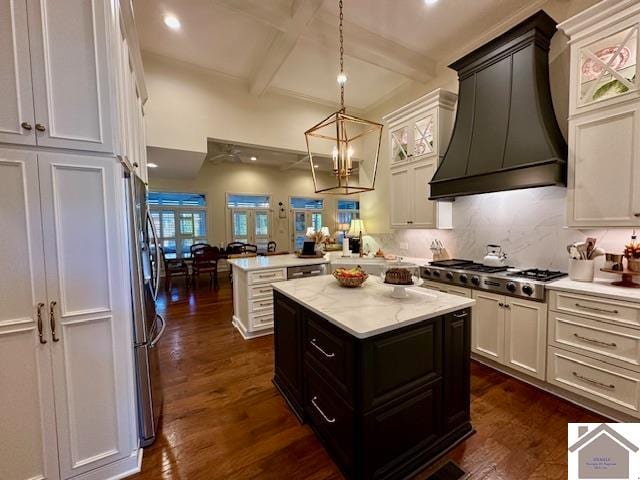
366, 187, 634, 272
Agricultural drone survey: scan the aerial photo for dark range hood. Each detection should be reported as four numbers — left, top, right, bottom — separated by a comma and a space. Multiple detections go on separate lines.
429, 11, 567, 200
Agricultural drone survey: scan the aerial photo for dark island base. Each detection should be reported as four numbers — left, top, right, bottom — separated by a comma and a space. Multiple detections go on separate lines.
273, 291, 473, 480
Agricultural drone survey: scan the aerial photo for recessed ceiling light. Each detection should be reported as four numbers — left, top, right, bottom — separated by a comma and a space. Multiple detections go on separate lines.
250, 156, 257, 161
163, 14, 181, 30
147, 162, 158, 168
314, 164, 319, 168
424, 0, 438, 4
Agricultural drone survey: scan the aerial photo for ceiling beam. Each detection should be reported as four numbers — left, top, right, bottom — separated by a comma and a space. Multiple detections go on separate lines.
212, 0, 435, 85
306, 12, 435, 83
249, 0, 324, 96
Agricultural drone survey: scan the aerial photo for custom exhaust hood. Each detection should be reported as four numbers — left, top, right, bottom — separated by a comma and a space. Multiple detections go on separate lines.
429, 11, 567, 200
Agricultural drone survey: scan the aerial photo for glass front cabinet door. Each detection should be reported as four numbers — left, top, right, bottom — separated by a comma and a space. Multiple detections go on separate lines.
390, 124, 409, 164
578, 25, 638, 107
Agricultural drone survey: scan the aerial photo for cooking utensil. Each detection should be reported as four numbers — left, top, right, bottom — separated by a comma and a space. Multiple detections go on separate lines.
585, 237, 596, 259
590, 247, 606, 259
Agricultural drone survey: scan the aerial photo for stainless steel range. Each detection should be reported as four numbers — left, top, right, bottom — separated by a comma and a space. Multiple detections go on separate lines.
420, 259, 566, 301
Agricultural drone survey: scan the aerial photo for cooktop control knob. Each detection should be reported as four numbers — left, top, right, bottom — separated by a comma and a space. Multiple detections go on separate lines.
432, 270, 440, 277
446, 272, 454, 280
471, 276, 480, 286
459, 274, 468, 283
506, 282, 517, 292
522, 284, 534, 296
423, 269, 431, 276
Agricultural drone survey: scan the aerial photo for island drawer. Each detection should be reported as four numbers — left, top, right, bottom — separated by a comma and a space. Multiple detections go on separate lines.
549, 291, 640, 328
250, 311, 273, 329
547, 346, 640, 414
549, 311, 640, 370
249, 296, 274, 313
305, 365, 354, 474
304, 314, 354, 401
248, 268, 286, 285
248, 284, 274, 299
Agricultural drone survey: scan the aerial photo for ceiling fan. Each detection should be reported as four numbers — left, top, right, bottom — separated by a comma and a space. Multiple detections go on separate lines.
206, 144, 243, 164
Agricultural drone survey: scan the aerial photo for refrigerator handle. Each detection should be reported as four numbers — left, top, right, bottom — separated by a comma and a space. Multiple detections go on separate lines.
147, 210, 161, 301
149, 314, 166, 348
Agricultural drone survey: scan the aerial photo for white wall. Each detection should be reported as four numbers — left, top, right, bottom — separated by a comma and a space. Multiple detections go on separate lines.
148, 162, 342, 252
142, 52, 338, 154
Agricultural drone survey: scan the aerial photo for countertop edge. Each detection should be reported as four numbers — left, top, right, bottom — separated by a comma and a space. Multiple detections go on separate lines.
272, 284, 475, 339
546, 279, 640, 303
227, 257, 330, 271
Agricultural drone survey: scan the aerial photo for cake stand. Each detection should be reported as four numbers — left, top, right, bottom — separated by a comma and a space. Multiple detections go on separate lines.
600, 268, 640, 288
380, 277, 424, 299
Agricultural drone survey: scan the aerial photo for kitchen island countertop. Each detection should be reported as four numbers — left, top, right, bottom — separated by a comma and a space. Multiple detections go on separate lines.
227, 253, 329, 271
272, 274, 474, 339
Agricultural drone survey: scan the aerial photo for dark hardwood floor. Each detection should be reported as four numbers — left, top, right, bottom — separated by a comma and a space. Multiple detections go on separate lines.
131, 276, 605, 480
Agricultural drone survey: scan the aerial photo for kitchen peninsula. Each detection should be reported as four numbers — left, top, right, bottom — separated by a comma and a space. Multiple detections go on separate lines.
272, 275, 475, 479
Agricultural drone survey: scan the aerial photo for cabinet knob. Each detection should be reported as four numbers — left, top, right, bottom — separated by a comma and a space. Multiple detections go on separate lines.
635, 213, 640, 218
407, 220, 414, 224
133, 162, 139, 168
35, 123, 46, 132
21, 122, 32, 131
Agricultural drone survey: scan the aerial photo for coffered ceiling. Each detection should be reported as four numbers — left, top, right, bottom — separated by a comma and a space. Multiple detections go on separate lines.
133, 0, 546, 111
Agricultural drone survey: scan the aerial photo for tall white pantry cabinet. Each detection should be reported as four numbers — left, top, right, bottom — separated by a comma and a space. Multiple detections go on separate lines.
0, 1, 148, 479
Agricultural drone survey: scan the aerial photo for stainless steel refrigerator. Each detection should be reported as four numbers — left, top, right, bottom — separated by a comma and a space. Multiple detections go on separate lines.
123, 160, 165, 447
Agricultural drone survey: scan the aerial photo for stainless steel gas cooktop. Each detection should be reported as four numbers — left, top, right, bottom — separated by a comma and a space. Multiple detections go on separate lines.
420, 259, 566, 301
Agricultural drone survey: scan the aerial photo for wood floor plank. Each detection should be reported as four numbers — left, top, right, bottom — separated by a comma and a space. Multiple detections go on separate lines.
130, 277, 606, 480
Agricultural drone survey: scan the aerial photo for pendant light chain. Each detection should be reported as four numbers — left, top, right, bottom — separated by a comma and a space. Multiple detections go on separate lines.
339, 0, 345, 109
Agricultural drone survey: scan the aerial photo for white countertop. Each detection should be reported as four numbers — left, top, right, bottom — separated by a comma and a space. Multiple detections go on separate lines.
272, 275, 474, 339
326, 252, 426, 266
546, 277, 640, 303
227, 254, 329, 271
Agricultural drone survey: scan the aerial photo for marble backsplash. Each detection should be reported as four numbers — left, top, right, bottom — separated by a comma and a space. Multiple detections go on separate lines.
365, 187, 635, 274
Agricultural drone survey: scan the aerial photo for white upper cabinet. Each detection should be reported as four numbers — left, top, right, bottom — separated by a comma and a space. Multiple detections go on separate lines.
384, 89, 457, 229
560, 0, 640, 227
26, 0, 114, 152
0, 0, 36, 145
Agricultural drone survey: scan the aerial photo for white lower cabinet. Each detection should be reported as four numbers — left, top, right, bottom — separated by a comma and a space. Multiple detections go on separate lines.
0, 147, 136, 479
471, 290, 547, 380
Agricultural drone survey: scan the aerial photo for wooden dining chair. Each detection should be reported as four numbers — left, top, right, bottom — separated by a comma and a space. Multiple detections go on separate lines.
244, 243, 258, 254
159, 247, 190, 291
192, 246, 219, 289
226, 242, 245, 255
190, 242, 210, 258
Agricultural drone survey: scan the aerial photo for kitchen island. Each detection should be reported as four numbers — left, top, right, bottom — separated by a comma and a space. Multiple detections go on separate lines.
272, 275, 475, 480
228, 254, 329, 339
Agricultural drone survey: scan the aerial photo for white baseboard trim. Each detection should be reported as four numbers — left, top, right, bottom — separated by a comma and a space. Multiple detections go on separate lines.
471, 354, 638, 422
71, 448, 142, 480
232, 315, 273, 340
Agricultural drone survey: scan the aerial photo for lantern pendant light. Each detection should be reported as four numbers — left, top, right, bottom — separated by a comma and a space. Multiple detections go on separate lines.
304, 0, 383, 195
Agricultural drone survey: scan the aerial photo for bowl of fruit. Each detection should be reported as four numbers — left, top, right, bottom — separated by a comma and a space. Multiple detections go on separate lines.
333, 266, 368, 288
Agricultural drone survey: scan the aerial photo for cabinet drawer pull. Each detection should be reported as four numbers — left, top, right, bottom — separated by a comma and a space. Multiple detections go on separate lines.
498, 302, 504, 308
453, 311, 468, 318
407, 220, 414, 224
36, 303, 47, 344
35, 123, 46, 132
259, 273, 277, 278
50, 301, 59, 342
573, 333, 617, 348
575, 303, 619, 315
310, 338, 335, 358
311, 396, 336, 423
572, 371, 615, 390
21, 121, 32, 131
635, 213, 640, 218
